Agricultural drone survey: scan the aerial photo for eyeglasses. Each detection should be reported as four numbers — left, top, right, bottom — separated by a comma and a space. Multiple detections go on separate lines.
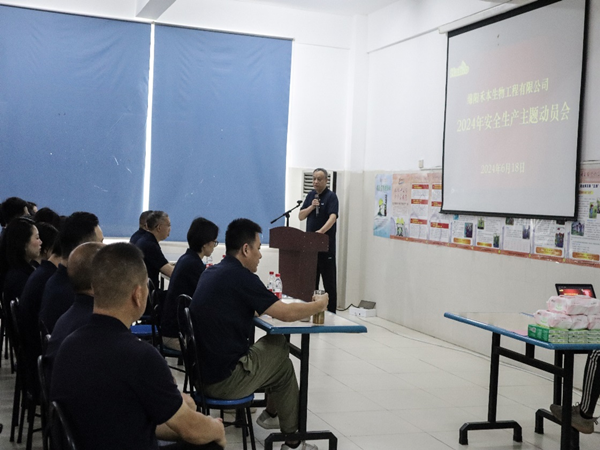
213, 240, 219, 246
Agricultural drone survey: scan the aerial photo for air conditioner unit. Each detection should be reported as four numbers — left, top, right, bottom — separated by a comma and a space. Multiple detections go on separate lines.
301, 170, 337, 197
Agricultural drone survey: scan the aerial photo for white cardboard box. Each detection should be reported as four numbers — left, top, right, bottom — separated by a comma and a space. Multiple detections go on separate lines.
349, 306, 377, 318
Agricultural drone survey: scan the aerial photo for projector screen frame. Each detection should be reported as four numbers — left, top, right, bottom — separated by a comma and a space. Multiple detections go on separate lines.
440, 0, 589, 222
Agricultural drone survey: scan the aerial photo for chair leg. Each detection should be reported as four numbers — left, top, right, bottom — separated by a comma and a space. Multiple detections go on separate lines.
246, 406, 256, 450
4, 328, 9, 361
10, 373, 20, 442
0, 319, 4, 367
183, 373, 189, 393
26, 400, 36, 450
240, 408, 248, 450
41, 402, 49, 450
18, 394, 26, 443
9, 342, 15, 374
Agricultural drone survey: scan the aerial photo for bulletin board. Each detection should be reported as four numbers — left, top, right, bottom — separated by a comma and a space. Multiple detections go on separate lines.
373, 164, 600, 268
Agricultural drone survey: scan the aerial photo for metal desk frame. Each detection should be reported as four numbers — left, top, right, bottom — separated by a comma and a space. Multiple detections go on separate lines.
254, 313, 367, 450
445, 312, 599, 450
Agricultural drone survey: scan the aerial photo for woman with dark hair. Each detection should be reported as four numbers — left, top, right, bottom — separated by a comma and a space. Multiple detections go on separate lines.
34, 207, 62, 229
161, 217, 219, 350
1, 217, 42, 301
36, 222, 59, 264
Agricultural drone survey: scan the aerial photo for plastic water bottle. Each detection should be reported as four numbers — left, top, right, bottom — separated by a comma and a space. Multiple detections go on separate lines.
267, 271, 275, 291
205, 255, 213, 268
274, 273, 283, 299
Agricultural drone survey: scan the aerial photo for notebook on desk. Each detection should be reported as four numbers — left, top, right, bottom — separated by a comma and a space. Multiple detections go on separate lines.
555, 283, 596, 298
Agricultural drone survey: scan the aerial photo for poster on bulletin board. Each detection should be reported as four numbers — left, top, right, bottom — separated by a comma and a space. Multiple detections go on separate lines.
568, 166, 600, 263
391, 173, 411, 237
428, 172, 450, 242
409, 174, 430, 240
374, 164, 600, 268
373, 174, 394, 238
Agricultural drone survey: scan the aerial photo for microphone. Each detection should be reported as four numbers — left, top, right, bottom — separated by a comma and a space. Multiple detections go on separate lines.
315, 193, 320, 217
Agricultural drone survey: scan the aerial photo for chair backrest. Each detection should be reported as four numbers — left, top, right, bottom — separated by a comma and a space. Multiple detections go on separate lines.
39, 320, 50, 354
50, 401, 78, 450
1, 293, 16, 347
9, 299, 22, 355
176, 294, 192, 335
180, 307, 208, 411
148, 288, 159, 347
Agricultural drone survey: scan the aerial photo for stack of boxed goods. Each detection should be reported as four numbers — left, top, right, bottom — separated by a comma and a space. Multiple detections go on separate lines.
528, 295, 600, 343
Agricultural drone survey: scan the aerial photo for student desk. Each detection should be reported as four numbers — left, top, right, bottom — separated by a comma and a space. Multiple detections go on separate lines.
444, 312, 600, 450
254, 310, 367, 450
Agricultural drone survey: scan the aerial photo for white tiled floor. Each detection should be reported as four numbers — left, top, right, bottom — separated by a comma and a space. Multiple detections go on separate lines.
1, 312, 600, 450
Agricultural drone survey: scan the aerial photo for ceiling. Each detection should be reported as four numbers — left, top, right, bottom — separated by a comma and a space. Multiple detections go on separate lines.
227, 0, 533, 17
230, 0, 401, 16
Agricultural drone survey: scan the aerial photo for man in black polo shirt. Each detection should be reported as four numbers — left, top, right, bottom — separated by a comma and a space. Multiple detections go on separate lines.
191, 218, 328, 450
299, 168, 339, 313
51, 243, 225, 450
130, 210, 153, 245
39, 211, 104, 332
45, 242, 104, 372
135, 210, 174, 290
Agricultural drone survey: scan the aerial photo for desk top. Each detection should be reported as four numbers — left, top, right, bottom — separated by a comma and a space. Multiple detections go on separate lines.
445, 311, 600, 351
255, 311, 367, 335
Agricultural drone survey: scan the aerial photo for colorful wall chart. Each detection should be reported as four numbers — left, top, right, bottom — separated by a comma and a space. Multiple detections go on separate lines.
375, 165, 600, 268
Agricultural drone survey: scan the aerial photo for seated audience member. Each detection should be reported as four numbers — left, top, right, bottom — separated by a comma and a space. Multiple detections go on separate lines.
34, 207, 62, 229
26, 201, 38, 216
34, 222, 58, 266
0, 217, 42, 302
161, 217, 219, 350
51, 243, 226, 450
1, 196, 29, 227
135, 210, 174, 290
551, 350, 600, 433
45, 242, 104, 372
190, 218, 327, 450
130, 210, 153, 245
0, 196, 29, 250
18, 222, 60, 396
40, 211, 103, 332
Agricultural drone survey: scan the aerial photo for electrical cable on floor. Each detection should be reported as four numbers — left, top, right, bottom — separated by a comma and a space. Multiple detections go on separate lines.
336, 304, 360, 312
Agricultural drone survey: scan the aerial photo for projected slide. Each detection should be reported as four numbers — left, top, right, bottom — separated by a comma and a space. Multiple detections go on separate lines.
442, 0, 586, 219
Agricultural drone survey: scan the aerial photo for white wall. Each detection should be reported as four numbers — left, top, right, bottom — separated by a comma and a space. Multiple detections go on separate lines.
358, 0, 600, 386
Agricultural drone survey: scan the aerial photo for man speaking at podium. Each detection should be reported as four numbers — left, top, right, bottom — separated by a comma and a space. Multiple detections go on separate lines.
299, 168, 339, 313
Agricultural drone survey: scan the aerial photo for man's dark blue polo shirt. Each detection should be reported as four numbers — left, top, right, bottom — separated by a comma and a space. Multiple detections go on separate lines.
45, 293, 94, 370
190, 256, 277, 385
130, 228, 150, 245
135, 233, 168, 290
51, 314, 182, 450
301, 187, 339, 255
39, 264, 75, 333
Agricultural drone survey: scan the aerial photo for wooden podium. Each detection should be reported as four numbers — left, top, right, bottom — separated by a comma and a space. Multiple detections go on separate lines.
269, 226, 328, 302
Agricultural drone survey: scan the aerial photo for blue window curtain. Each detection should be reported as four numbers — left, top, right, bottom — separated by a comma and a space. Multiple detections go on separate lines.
0, 6, 149, 236
150, 25, 292, 242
